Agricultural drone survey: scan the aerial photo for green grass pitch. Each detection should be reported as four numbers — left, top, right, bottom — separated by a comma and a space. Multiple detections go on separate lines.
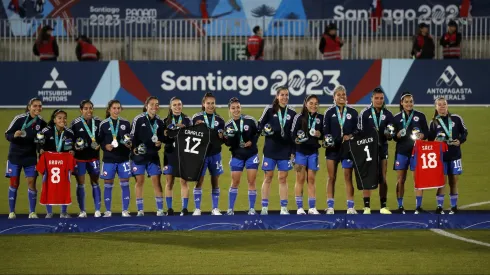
1, 107, 489, 214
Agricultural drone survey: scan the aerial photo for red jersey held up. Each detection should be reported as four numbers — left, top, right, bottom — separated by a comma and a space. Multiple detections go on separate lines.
412, 140, 448, 190
36, 152, 77, 205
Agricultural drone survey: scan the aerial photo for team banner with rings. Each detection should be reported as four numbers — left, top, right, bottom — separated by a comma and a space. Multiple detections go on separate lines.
0, 59, 488, 107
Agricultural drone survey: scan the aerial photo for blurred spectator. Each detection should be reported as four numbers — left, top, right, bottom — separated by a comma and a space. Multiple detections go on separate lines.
318, 23, 343, 60
32, 25, 58, 62
76, 35, 101, 61
411, 23, 435, 59
440, 20, 462, 59
245, 26, 264, 60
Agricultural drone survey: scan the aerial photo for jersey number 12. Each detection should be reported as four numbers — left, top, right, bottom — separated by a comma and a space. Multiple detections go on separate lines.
184, 137, 201, 155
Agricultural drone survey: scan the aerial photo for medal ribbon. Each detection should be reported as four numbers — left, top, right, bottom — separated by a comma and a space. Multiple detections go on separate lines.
335, 106, 347, 136
172, 115, 182, 125
54, 127, 64, 152
231, 116, 244, 145
81, 117, 96, 142
437, 115, 452, 140
402, 111, 414, 130
277, 106, 288, 134
371, 107, 383, 131
109, 117, 120, 141
22, 115, 38, 131
203, 113, 215, 129
308, 113, 317, 131
146, 113, 158, 136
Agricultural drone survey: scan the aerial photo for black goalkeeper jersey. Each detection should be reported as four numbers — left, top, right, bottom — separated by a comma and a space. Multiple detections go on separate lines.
167, 123, 221, 181
347, 128, 380, 190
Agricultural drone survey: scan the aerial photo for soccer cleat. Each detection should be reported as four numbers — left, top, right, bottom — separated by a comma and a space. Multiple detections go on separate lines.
192, 209, 201, 216
226, 209, 234, 215
137, 210, 145, 217
103, 211, 112, 218
414, 207, 424, 214
363, 207, 371, 214
260, 207, 268, 215
449, 206, 458, 215
28, 212, 38, 219
280, 207, 290, 215
398, 206, 406, 214
180, 208, 189, 216
60, 212, 71, 218
248, 208, 256, 215
347, 208, 357, 214
8, 212, 16, 219
436, 206, 445, 214
325, 208, 335, 214
156, 210, 165, 216
94, 210, 102, 218
122, 210, 131, 217
78, 211, 87, 218
380, 207, 392, 214
308, 208, 320, 215
211, 208, 222, 215
45, 213, 53, 219
167, 208, 174, 216
296, 208, 306, 215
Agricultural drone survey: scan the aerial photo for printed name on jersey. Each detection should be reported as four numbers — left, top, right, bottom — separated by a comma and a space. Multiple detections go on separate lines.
356, 137, 374, 146
184, 129, 204, 137
48, 160, 64, 165
421, 145, 433, 151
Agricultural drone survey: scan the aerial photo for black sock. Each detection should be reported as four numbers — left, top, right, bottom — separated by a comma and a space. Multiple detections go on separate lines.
363, 197, 370, 208
380, 197, 387, 208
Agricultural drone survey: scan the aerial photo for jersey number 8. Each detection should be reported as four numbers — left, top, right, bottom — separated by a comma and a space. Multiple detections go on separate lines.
51, 167, 61, 184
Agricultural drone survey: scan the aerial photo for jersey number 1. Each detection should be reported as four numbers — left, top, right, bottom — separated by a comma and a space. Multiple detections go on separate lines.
184, 137, 201, 155
364, 145, 372, 161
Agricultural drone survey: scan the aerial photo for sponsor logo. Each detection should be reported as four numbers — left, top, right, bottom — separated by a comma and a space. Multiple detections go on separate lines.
427, 66, 472, 101
38, 68, 72, 103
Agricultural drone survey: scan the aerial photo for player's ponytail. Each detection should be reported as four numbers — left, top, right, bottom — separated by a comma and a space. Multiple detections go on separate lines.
25, 97, 42, 113
143, 96, 159, 112
105, 99, 121, 119
272, 86, 288, 114
201, 92, 216, 113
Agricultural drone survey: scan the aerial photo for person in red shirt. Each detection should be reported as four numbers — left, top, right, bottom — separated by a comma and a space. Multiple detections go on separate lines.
246, 26, 264, 60
440, 20, 462, 59
318, 23, 344, 60
75, 35, 101, 61
411, 23, 435, 59
32, 25, 59, 62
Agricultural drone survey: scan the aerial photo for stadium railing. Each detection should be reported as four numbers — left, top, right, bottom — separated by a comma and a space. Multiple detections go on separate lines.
0, 17, 489, 61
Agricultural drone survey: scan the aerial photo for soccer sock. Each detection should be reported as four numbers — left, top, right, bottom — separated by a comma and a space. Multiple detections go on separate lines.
136, 198, 144, 211
61, 205, 68, 213
166, 197, 173, 210
45, 205, 52, 214
76, 184, 86, 212
155, 197, 164, 211
295, 196, 303, 209
8, 186, 18, 213
280, 199, 288, 207
28, 189, 37, 213
363, 197, 370, 208
182, 198, 189, 209
437, 195, 445, 207
228, 187, 238, 210
248, 190, 257, 209
91, 183, 101, 211
347, 200, 354, 209
212, 188, 220, 209
380, 197, 387, 208
8, 177, 19, 213
327, 198, 334, 209
450, 194, 458, 208
120, 181, 130, 211
103, 183, 113, 212
193, 188, 202, 209
397, 197, 404, 208
261, 198, 269, 207
416, 196, 423, 208
308, 198, 316, 209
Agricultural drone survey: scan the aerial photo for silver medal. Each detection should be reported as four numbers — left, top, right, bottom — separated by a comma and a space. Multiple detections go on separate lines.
309, 129, 316, 137
91, 141, 99, 149
20, 130, 27, 138
111, 139, 119, 148
151, 135, 158, 143
280, 129, 285, 138
400, 129, 406, 137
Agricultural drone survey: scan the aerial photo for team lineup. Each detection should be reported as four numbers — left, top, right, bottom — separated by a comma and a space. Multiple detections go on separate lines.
5, 85, 468, 218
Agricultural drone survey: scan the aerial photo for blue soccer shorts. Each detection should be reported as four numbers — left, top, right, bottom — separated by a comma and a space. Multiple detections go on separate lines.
5, 161, 37, 178
131, 161, 162, 177
230, 154, 259, 172
75, 160, 100, 176
201, 153, 224, 177
100, 161, 132, 180
262, 157, 292, 172
294, 152, 319, 171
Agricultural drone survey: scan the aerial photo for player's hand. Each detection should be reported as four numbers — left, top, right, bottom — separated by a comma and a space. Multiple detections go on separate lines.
244, 141, 252, 147
155, 141, 162, 147
314, 130, 321, 138
452, 139, 461, 146
343, 134, 352, 141
176, 123, 185, 128
69, 150, 75, 156
124, 143, 132, 149
39, 149, 44, 155
416, 133, 425, 140
218, 132, 224, 139
105, 144, 113, 151
397, 131, 403, 138
14, 130, 22, 137
164, 129, 168, 137
195, 120, 204, 125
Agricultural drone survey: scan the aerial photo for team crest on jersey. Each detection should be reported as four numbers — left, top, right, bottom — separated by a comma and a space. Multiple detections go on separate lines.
35, 125, 40, 130
244, 125, 249, 131
381, 115, 386, 120
316, 118, 321, 124
120, 125, 126, 130
346, 114, 352, 119
414, 116, 419, 122
452, 122, 456, 127
215, 121, 219, 126
287, 114, 291, 120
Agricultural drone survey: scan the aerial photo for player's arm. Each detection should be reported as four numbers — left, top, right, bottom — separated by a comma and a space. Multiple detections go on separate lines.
346, 110, 359, 137
130, 116, 140, 146
290, 114, 301, 143
257, 106, 270, 132
5, 116, 21, 141
323, 109, 331, 137
456, 115, 468, 143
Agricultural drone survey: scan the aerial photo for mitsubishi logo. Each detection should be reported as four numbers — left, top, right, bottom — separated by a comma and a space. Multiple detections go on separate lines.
436, 66, 463, 87
43, 68, 67, 89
